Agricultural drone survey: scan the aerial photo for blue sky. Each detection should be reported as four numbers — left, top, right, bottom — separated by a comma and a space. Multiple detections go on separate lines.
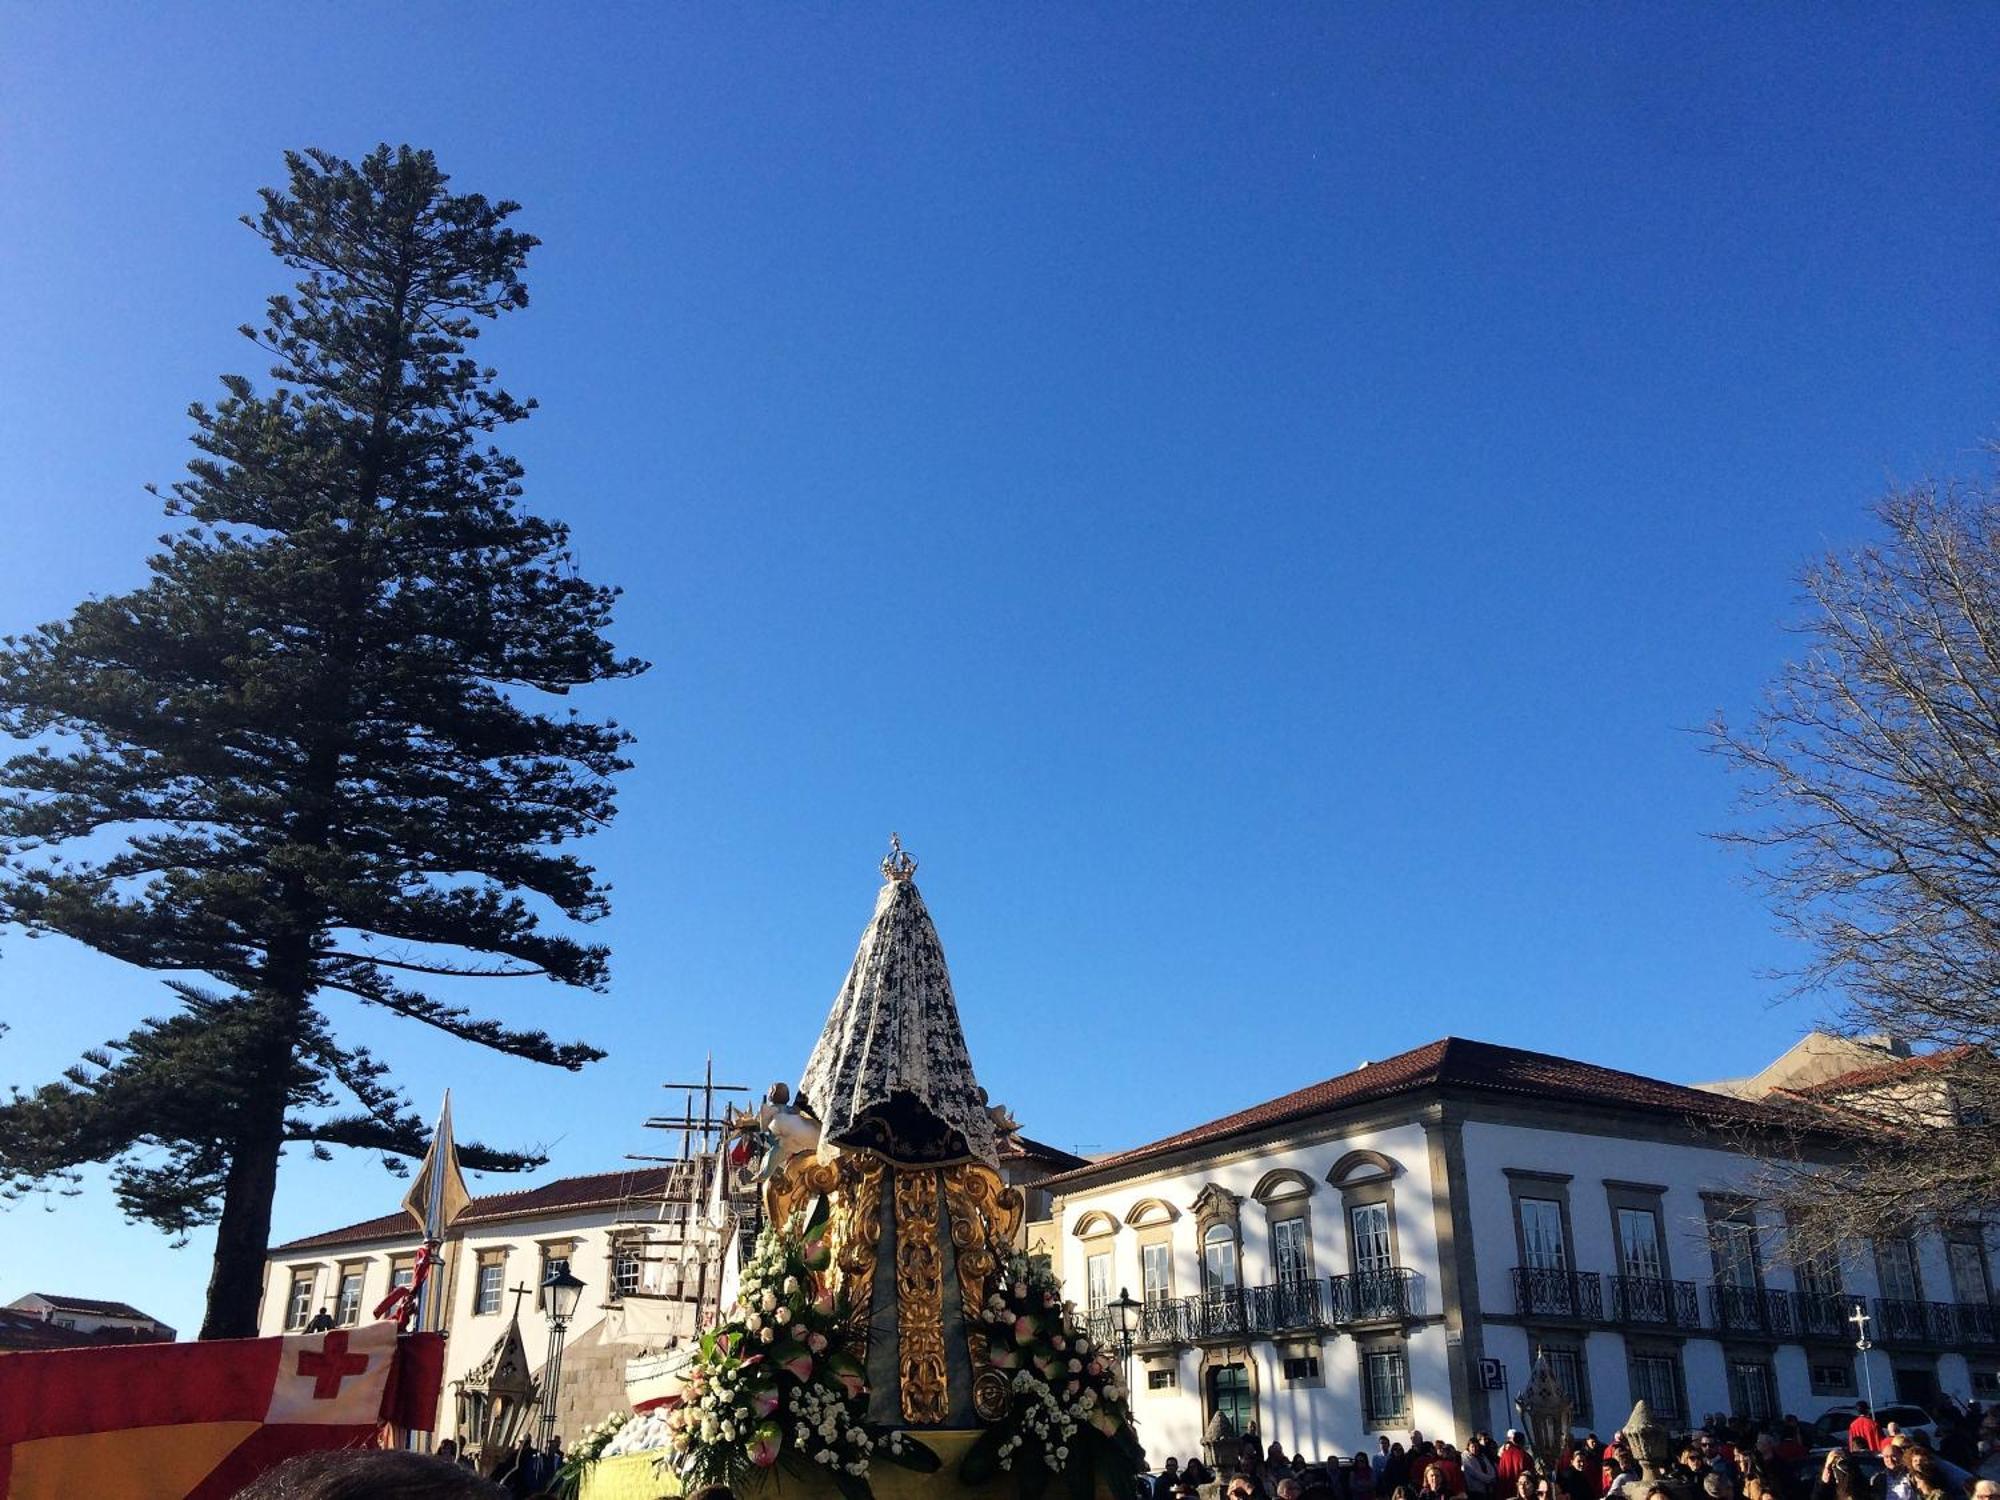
0, 5, 1994, 1341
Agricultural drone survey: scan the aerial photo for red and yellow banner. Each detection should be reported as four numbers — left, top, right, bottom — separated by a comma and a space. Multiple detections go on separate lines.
0, 1321, 444, 1500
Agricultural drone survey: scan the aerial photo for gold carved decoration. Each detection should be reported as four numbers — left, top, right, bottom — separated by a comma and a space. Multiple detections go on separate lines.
765, 1150, 886, 1361
892, 1167, 949, 1423
942, 1162, 1025, 1391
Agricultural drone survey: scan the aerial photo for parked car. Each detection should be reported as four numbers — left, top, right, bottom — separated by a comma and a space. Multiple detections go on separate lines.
1799, 1446, 1888, 1492
1808, 1405, 1939, 1445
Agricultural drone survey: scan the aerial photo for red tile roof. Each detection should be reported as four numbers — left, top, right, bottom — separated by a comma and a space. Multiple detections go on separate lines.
271, 1166, 676, 1253
0, 1308, 174, 1350
1041, 1036, 1805, 1188
1799, 1044, 1981, 1096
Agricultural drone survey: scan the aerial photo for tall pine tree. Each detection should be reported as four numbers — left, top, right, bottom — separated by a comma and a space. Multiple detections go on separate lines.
0, 146, 644, 1338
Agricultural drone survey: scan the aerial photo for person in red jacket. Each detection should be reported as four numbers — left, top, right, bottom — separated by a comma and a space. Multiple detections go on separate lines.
1498, 1432, 1533, 1491
1847, 1403, 1884, 1454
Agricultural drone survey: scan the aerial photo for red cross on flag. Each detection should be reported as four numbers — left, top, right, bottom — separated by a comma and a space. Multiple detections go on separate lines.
0, 1322, 445, 1500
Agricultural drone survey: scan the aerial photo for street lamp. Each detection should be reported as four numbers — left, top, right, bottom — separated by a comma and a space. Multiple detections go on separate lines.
1516, 1348, 1573, 1474
537, 1266, 586, 1448
1107, 1286, 1142, 1401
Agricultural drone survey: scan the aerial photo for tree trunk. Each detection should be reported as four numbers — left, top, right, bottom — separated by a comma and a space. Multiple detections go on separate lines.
199, 1094, 289, 1339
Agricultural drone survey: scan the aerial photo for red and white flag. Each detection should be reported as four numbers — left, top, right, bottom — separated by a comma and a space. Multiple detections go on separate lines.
0, 1321, 444, 1500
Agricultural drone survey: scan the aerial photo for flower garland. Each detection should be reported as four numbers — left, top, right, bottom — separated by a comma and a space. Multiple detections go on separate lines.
663, 1214, 939, 1500
548, 1410, 628, 1500
961, 1250, 1145, 1498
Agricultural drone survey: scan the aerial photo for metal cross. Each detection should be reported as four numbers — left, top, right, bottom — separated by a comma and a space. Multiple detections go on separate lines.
1849, 1304, 1873, 1348
509, 1281, 535, 1320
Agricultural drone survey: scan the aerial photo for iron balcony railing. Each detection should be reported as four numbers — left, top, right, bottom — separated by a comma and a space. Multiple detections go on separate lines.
1512, 1267, 1603, 1321
1874, 1297, 1933, 1343
1245, 1277, 1331, 1332
1608, 1275, 1702, 1330
1112, 1269, 1422, 1347
1331, 1267, 1421, 1323
1955, 1302, 1999, 1346
1790, 1290, 1868, 1339
1709, 1281, 1772, 1334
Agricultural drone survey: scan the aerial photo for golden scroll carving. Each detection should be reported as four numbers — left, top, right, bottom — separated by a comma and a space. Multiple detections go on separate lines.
892, 1168, 949, 1423
942, 1162, 1025, 1413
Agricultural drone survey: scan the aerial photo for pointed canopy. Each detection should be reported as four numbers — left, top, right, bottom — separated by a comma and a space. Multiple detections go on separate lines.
797, 839, 997, 1167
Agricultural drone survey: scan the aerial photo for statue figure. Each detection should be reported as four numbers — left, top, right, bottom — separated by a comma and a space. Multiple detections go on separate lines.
728, 1081, 822, 1186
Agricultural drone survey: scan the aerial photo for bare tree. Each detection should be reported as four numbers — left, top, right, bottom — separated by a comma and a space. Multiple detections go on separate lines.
1710, 466, 2000, 1258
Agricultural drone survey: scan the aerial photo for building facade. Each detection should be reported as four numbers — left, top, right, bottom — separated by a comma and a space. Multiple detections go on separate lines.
1042, 1037, 1999, 1465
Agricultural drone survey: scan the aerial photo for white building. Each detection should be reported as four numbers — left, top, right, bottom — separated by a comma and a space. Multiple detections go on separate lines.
3, 1292, 175, 1343
1041, 1036, 1999, 1465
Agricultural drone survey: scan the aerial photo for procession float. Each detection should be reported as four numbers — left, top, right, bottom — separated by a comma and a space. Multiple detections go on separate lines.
580, 838, 1143, 1500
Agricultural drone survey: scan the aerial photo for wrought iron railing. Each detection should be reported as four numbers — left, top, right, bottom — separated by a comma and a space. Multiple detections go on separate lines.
1512, 1267, 1602, 1320
1332, 1267, 1420, 1323
1708, 1281, 1772, 1334
1873, 1297, 1930, 1342
1608, 1275, 1702, 1329
1245, 1277, 1331, 1332
1955, 1302, 2000, 1346
1137, 1297, 1195, 1346
1791, 1290, 1867, 1339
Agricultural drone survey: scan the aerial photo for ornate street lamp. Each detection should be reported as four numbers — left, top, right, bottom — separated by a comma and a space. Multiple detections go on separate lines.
1107, 1286, 1142, 1400
537, 1266, 586, 1448
1516, 1348, 1573, 1473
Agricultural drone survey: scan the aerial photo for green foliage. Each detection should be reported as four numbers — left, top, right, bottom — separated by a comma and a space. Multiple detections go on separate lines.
0, 145, 644, 1334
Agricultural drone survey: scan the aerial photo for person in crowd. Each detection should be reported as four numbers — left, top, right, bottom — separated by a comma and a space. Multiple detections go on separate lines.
231, 1450, 507, 1498
1497, 1432, 1532, 1492
1705, 1471, 1740, 1500
1465, 1437, 1499, 1500
1970, 1482, 1997, 1500
1978, 1438, 2000, 1485
1415, 1461, 1448, 1500
1602, 1440, 1641, 1500
1512, 1471, 1538, 1500
1227, 1476, 1259, 1500
1186, 1455, 1215, 1487
1384, 1443, 1412, 1494
1815, 1447, 1868, 1500
1554, 1449, 1594, 1500
1908, 1451, 1967, 1500
1154, 1456, 1181, 1498
1435, 1444, 1466, 1495
1351, 1452, 1378, 1500
304, 1306, 335, 1334
1776, 1420, 1809, 1466
1390, 1484, 1418, 1500
1376, 1439, 1393, 1480
1277, 1481, 1302, 1500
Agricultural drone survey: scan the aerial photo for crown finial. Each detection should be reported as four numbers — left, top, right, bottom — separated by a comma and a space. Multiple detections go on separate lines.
881, 832, 918, 883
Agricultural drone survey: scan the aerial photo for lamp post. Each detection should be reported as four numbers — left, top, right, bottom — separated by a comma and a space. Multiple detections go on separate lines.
1517, 1348, 1574, 1474
1108, 1286, 1142, 1395
537, 1266, 586, 1448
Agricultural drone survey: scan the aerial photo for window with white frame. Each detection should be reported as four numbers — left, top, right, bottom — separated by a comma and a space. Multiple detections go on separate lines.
1713, 1219, 1761, 1289
1947, 1240, 1990, 1305
475, 1254, 505, 1315
1518, 1199, 1567, 1270
1203, 1224, 1238, 1292
1283, 1353, 1321, 1383
1876, 1238, 1922, 1302
1147, 1368, 1176, 1390
1809, 1355, 1856, 1396
613, 1244, 643, 1299
1616, 1208, 1663, 1280
335, 1265, 365, 1327
390, 1257, 416, 1293
1141, 1242, 1171, 1304
1086, 1251, 1111, 1313
1272, 1216, 1312, 1283
1350, 1201, 1393, 1273
287, 1271, 316, 1331
1362, 1346, 1409, 1425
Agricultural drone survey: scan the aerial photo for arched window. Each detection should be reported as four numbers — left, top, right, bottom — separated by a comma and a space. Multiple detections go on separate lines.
1203, 1222, 1238, 1292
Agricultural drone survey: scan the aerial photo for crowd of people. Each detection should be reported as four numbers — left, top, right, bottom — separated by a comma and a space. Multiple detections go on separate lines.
1132, 1398, 2000, 1500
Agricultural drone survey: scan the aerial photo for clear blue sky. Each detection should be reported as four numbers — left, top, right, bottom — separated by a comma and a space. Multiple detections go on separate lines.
0, 4, 1993, 1341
